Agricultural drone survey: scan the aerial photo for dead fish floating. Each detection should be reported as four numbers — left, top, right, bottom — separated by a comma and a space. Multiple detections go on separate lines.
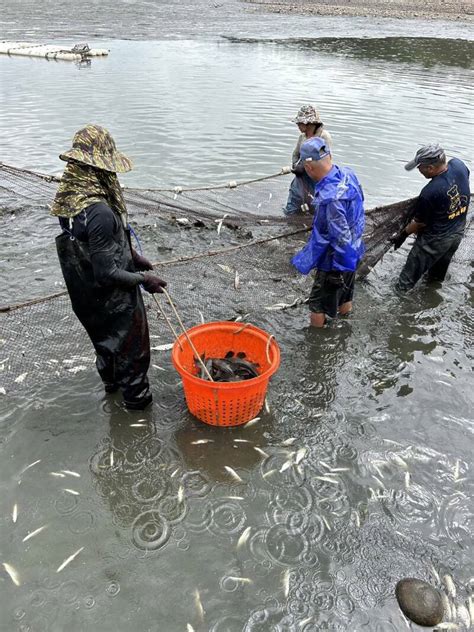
395, 578, 444, 627
195, 351, 259, 382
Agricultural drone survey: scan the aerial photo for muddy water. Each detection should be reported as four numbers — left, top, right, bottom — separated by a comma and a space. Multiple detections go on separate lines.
0, 11, 473, 632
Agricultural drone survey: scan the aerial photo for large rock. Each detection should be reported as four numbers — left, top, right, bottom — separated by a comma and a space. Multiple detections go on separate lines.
395, 578, 444, 627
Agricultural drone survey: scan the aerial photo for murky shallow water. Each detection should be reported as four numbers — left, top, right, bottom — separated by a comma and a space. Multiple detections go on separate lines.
1, 14, 473, 632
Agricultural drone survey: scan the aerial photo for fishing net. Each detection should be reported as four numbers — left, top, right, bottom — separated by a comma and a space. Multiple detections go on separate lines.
0, 162, 471, 393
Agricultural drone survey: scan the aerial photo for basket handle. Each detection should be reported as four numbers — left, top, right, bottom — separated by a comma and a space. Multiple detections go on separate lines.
154, 289, 214, 382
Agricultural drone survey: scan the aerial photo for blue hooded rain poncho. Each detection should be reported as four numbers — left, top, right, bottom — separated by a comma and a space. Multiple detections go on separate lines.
291, 165, 365, 274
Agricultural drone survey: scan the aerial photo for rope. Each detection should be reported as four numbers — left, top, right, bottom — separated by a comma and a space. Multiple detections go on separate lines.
0, 162, 290, 194
151, 295, 183, 351
161, 288, 214, 381
0, 227, 311, 313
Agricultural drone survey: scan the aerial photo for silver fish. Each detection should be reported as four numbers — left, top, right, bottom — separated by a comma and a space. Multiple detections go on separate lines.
440, 593, 451, 620
321, 515, 331, 531
3, 562, 20, 586
279, 460, 293, 473
456, 604, 471, 629
227, 576, 252, 584
372, 475, 386, 490
237, 526, 251, 549
14, 372, 28, 384
12, 504, 18, 523
56, 546, 84, 573
295, 448, 307, 464
193, 588, 205, 621
186, 625, 195, 632
244, 417, 260, 427
225, 495, 244, 500
217, 264, 232, 273
430, 564, 441, 583
281, 438, 297, 446
110, 451, 114, 467
21, 459, 41, 474
216, 213, 229, 236
299, 617, 313, 627
443, 574, 456, 599
234, 270, 240, 290
234, 439, 251, 443
50, 472, 66, 477
170, 468, 180, 478
63, 488, 80, 496
372, 464, 385, 479
61, 470, 80, 478
282, 569, 290, 598
392, 454, 409, 470
191, 439, 214, 445
177, 486, 184, 503
315, 476, 339, 485
22, 525, 47, 542
352, 510, 361, 528
130, 423, 146, 427
150, 343, 174, 351
262, 469, 276, 479
404, 472, 411, 489
224, 466, 243, 483
254, 447, 269, 458
453, 459, 460, 481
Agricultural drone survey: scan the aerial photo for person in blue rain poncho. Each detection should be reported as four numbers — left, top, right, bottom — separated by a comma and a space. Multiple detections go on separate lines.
291, 137, 365, 327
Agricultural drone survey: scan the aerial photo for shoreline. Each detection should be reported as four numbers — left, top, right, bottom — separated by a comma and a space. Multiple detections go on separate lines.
244, 0, 474, 22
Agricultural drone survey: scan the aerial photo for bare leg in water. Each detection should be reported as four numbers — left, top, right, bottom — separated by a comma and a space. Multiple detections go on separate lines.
310, 301, 352, 328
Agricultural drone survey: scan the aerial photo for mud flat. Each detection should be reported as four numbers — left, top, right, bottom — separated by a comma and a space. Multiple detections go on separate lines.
244, 0, 474, 21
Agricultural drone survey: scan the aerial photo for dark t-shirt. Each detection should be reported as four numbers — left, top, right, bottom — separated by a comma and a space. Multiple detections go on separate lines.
415, 158, 470, 237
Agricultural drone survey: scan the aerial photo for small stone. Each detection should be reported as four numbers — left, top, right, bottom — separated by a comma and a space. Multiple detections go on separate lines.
396, 578, 444, 627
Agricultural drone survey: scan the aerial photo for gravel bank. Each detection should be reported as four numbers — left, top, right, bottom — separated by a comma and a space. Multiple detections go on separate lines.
244, 0, 474, 21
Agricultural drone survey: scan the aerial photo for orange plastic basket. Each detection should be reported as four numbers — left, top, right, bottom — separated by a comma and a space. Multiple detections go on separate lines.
171, 321, 280, 427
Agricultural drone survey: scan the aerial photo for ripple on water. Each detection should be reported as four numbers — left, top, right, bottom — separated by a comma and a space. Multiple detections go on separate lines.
130, 509, 170, 551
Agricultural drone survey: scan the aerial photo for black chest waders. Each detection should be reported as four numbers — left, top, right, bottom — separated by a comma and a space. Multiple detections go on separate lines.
55, 223, 152, 409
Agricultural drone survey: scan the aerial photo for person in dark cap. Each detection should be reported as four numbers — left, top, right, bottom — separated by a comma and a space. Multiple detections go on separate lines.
52, 124, 167, 410
395, 144, 470, 292
291, 137, 365, 327
283, 105, 333, 216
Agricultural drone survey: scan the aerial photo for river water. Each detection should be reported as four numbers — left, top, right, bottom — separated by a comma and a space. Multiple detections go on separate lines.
0, 6, 473, 632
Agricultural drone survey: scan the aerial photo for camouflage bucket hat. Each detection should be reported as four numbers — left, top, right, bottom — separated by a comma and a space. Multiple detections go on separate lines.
59, 124, 133, 173
292, 105, 322, 125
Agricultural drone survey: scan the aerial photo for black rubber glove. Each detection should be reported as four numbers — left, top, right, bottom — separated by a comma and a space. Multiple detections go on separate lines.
132, 249, 154, 271
391, 231, 408, 251
142, 273, 167, 294
325, 271, 344, 288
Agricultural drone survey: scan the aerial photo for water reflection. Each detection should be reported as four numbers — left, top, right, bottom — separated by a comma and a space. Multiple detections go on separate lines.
233, 36, 474, 70
0, 38, 472, 201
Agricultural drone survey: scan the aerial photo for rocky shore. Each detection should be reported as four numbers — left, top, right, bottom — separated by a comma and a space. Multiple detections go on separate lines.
244, 0, 474, 21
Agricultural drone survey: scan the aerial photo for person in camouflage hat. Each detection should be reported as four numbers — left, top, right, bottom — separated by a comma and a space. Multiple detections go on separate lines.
53, 124, 167, 410
283, 105, 333, 216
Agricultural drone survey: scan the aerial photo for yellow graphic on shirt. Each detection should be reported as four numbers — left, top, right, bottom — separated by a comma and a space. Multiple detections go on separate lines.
447, 184, 467, 220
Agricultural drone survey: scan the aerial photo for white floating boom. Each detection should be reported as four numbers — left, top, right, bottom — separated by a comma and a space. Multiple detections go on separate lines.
0, 42, 109, 61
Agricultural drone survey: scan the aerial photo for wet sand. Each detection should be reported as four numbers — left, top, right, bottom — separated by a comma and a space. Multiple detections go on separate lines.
245, 0, 474, 21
